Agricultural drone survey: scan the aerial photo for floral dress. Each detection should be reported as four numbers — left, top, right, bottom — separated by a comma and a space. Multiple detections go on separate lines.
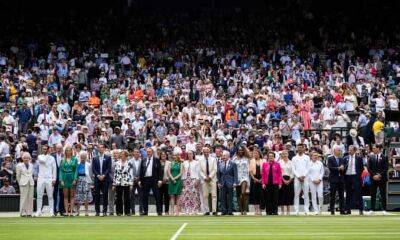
179, 161, 201, 214
75, 162, 93, 204
233, 157, 250, 192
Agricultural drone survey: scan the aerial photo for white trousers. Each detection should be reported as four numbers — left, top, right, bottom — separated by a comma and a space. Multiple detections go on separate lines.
309, 181, 323, 214
108, 186, 115, 213
19, 184, 34, 216
201, 180, 217, 213
36, 179, 54, 215
294, 178, 310, 213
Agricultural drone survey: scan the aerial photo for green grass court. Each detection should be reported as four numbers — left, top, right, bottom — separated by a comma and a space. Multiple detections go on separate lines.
1, 215, 400, 240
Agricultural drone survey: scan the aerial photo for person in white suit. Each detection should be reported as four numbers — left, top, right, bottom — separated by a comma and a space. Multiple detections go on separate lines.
308, 151, 325, 215
292, 143, 311, 215
35, 145, 57, 216
198, 147, 218, 215
16, 152, 35, 217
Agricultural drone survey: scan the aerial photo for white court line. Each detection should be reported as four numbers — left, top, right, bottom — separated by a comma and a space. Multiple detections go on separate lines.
170, 222, 188, 240
180, 232, 400, 237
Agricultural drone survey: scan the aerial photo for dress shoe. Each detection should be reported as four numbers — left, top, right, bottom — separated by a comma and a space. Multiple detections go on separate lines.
359, 211, 364, 216
228, 212, 234, 215
340, 212, 346, 215
204, 212, 210, 216
102, 212, 107, 217
157, 212, 162, 216
95, 213, 100, 217
330, 212, 335, 215
126, 214, 131, 217
221, 212, 227, 216
212, 212, 218, 216
140, 212, 148, 216
109, 213, 114, 216
346, 210, 352, 215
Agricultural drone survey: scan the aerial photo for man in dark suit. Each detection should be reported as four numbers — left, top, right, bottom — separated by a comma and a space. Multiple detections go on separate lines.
217, 151, 238, 215
367, 144, 389, 215
139, 147, 163, 216
344, 145, 365, 215
328, 145, 346, 215
51, 143, 65, 216
92, 143, 112, 216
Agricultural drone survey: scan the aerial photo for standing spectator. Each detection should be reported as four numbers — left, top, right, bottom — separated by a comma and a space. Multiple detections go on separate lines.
199, 147, 218, 215
217, 150, 238, 216
16, 102, 32, 134
51, 143, 65, 216
75, 151, 93, 217
232, 146, 250, 215
292, 143, 311, 215
129, 148, 142, 215
0, 135, 10, 166
249, 148, 265, 215
16, 152, 35, 217
308, 152, 325, 215
139, 147, 163, 216
344, 145, 365, 215
278, 150, 294, 215
261, 152, 282, 215
328, 145, 346, 215
168, 151, 184, 216
92, 143, 112, 216
59, 146, 78, 217
35, 145, 57, 217
367, 144, 389, 215
180, 150, 201, 215
113, 150, 133, 216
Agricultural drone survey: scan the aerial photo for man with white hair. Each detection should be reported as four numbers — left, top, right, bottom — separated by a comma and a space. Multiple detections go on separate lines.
35, 145, 57, 216
328, 144, 346, 215
199, 147, 218, 215
292, 143, 311, 215
217, 150, 238, 215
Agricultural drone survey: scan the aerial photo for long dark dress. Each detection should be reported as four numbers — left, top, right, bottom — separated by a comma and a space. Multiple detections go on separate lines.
279, 175, 294, 206
250, 164, 262, 205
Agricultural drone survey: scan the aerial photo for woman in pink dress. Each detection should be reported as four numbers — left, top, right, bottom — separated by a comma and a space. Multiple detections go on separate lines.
299, 98, 312, 130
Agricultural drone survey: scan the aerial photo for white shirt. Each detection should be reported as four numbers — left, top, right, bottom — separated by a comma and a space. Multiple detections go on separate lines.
0, 141, 10, 158
279, 159, 294, 178
346, 154, 356, 175
182, 160, 200, 180
292, 154, 311, 179
145, 157, 154, 177
308, 160, 324, 182
37, 154, 57, 181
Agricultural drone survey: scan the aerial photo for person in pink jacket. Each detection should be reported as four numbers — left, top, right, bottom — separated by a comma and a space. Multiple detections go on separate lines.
262, 152, 282, 215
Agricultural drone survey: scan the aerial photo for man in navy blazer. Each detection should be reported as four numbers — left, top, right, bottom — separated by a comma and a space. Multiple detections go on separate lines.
344, 145, 365, 215
367, 144, 389, 215
328, 145, 346, 215
92, 143, 112, 216
51, 143, 65, 216
217, 151, 238, 215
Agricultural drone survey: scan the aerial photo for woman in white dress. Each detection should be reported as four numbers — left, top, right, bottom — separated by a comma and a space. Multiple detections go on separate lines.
308, 151, 325, 215
232, 146, 250, 215
278, 150, 294, 215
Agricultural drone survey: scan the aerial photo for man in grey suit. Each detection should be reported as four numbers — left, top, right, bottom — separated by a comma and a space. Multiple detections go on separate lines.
130, 149, 142, 215
217, 150, 238, 215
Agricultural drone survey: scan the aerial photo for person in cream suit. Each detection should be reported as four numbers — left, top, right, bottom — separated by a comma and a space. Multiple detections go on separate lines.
199, 147, 218, 215
35, 145, 57, 217
16, 152, 35, 217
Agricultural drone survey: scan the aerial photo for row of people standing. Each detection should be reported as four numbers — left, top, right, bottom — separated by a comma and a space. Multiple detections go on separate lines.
16, 142, 388, 216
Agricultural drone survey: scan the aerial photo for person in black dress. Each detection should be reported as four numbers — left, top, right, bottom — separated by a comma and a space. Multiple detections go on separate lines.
278, 150, 294, 215
249, 149, 265, 215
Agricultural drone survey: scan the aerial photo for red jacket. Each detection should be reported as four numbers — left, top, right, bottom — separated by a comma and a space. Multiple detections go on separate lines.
261, 161, 283, 186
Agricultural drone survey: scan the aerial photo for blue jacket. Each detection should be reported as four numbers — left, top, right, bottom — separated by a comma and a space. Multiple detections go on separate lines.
16, 108, 32, 123
217, 161, 238, 187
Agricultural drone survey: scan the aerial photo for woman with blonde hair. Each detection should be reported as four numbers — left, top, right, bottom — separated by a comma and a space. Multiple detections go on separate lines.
75, 151, 92, 216
308, 151, 325, 215
59, 146, 78, 217
168, 150, 184, 216
113, 150, 133, 216
249, 148, 265, 215
16, 152, 35, 217
278, 150, 294, 215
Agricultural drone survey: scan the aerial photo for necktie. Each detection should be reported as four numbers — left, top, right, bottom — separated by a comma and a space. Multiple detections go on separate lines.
336, 157, 339, 166
206, 157, 210, 176
376, 155, 379, 164
225, 161, 227, 171
99, 157, 103, 174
